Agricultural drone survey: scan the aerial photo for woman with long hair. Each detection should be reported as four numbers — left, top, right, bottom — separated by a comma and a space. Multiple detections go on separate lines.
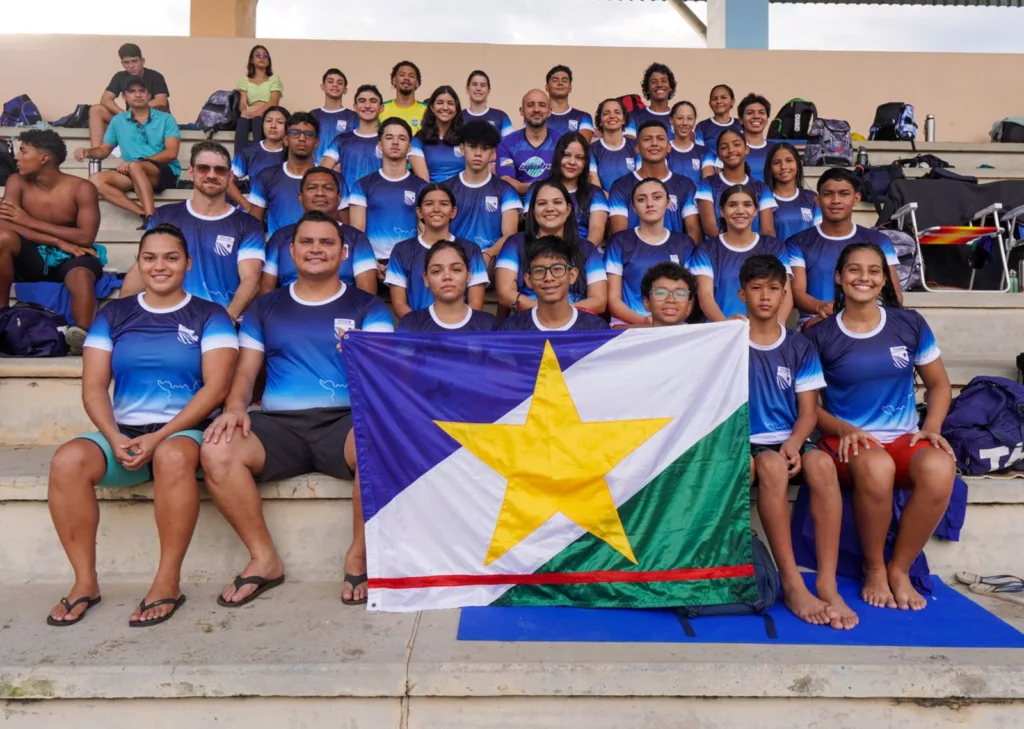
530, 132, 607, 246
410, 85, 465, 183
695, 128, 777, 238
461, 70, 513, 138
397, 240, 498, 332
806, 242, 955, 612
765, 142, 821, 242
666, 100, 716, 186
234, 44, 284, 153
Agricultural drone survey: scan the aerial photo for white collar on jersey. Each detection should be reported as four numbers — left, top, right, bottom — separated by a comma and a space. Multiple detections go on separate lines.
837, 307, 887, 340
748, 323, 787, 351
633, 226, 670, 246
719, 233, 760, 254
815, 223, 859, 241
185, 198, 235, 221
379, 169, 411, 183
137, 292, 191, 314
429, 303, 473, 329
532, 306, 578, 331
289, 281, 346, 306
417, 234, 455, 249
458, 171, 493, 189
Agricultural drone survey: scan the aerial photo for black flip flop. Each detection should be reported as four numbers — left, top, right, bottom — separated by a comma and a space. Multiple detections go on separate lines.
128, 594, 187, 627
46, 595, 101, 627
341, 573, 368, 606
216, 574, 285, 607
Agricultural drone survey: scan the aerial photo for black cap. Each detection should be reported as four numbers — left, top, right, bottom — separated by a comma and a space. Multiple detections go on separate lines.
124, 77, 150, 93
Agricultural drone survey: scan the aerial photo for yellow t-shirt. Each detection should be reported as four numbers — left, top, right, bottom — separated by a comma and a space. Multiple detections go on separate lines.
380, 100, 427, 133
237, 74, 284, 105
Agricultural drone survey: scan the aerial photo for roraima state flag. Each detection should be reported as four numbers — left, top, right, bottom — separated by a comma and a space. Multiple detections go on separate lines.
342, 322, 757, 612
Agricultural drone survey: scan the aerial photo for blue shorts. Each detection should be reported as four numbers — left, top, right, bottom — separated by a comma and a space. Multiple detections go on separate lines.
75, 423, 204, 488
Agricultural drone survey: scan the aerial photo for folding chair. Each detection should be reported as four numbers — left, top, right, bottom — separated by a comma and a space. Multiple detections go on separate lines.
1001, 203, 1024, 257
890, 202, 1010, 293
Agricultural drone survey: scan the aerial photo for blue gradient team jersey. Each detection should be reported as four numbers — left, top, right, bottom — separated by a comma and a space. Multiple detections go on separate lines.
786, 225, 900, 319
806, 307, 941, 443
148, 201, 265, 309
398, 306, 497, 332
347, 170, 428, 260
230, 141, 286, 182
410, 136, 463, 183
604, 228, 711, 318
748, 326, 826, 444
263, 222, 377, 288
496, 129, 557, 190
248, 164, 348, 237
498, 308, 610, 332
461, 107, 514, 137
667, 141, 715, 186
704, 234, 791, 318
694, 117, 743, 152
525, 184, 609, 242
495, 233, 606, 304
444, 172, 523, 252
311, 107, 359, 163
590, 137, 636, 192
324, 132, 383, 189
608, 171, 698, 234
84, 294, 238, 425
627, 108, 673, 140
239, 283, 394, 411
745, 142, 775, 184
694, 173, 777, 233
547, 108, 594, 139
384, 236, 489, 310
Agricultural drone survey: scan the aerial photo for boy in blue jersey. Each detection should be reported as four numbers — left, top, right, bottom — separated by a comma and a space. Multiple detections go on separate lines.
312, 68, 359, 163
322, 84, 384, 188
228, 105, 288, 211
201, 211, 394, 609
788, 168, 902, 326
499, 236, 609, 332
545, 66, 594, 142
737, 93, 773, 184
120, 142, 265, 320
249, 112, 348, 236
608, 121, 701, 243
444, 120, 522, 268
640, 262, 697, 327
630, 63, 677, 139
260, 167, 377, 295
740, 255, 857, 630
348, 117, 427, 272
496, 89, 555, 198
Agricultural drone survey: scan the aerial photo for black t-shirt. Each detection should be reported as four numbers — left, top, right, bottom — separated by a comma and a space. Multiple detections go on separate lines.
105, 68, 170, 98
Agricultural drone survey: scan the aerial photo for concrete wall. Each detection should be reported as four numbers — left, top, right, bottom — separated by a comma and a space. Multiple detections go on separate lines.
0, 34, 1020, 142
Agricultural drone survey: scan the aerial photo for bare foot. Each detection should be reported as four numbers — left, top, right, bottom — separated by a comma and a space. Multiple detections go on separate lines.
342, 546, 368, 603
130, 577, 182, 623
816, 583, 859, 630
861, 566, 897, 609
49, 579, 101, 623
220, 556, 284, 604
888, 566, 927, 611
783, 580, 836, 626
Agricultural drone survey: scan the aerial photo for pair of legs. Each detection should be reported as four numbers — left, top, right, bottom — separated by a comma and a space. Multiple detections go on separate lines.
753, 445, 856, 630
90, 160, 170, 221
88, 104, 114, 147
47, 434, 202, 623
0, 228, 100, 329
234, 115, 264, 158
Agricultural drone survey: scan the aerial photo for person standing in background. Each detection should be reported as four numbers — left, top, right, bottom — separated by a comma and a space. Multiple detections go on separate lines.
234, 45, 284, 154
312, 69, 359, 164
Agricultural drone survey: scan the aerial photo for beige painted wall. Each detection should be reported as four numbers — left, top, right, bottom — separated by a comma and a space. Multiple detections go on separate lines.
0, 34, 1019, 142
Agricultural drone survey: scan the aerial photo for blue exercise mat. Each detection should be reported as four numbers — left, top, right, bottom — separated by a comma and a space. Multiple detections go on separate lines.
458, 574, 1024, 648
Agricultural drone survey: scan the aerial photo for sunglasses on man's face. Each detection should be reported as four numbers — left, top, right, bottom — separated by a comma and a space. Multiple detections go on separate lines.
194, 163, 230, 176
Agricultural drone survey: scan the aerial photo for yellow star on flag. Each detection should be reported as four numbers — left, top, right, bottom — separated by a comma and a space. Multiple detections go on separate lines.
435, 340, 673, 566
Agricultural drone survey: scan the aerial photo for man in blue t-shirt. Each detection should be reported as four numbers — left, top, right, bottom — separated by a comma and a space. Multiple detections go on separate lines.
200, 210, 394, 609
74, 78, 181, 229
322, 84, 385, 188
119, 142, 265, 320
496, 89, 556, 198
544, 65, 594, 142
311, 68, 360, 163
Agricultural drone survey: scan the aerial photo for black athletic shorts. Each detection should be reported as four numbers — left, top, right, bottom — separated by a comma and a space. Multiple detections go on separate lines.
249, 407, 354, 482
14, 236, 104, 283
139, 159, 179, 192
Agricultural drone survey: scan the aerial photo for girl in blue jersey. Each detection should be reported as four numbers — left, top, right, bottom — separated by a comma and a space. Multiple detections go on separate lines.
397, 241, 498, 332
495, 180, 607, 316
694, 84, 743, 151
699, 184, 791, 323
765, 143, 821, 242
46, 225, 238, 628
606, 177, 709, 327
591, 98, 637, 193
696, 129, 777, 238
385, 184, 488, 318
536, 132, 608, 246
667, 101, 716, 186
410, 85, 465, 183
462, 70, 513, 138
228, 105, 289, 211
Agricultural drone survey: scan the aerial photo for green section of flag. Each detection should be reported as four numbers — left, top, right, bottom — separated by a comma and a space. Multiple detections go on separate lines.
493, 405, 758, 609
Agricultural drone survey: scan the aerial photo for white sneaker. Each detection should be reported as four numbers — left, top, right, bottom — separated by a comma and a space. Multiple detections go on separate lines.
64, 325, 87, 356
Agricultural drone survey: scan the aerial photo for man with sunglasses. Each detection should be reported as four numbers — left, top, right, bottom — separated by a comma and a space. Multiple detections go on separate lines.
248, 112, 348, 237
640, 262, 698, 327
498, 236, 609, 332
75, 78, 181, 230
118, 142, 264, 321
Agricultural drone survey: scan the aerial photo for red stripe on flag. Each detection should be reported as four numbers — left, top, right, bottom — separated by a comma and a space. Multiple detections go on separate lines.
369, 564, 754, 590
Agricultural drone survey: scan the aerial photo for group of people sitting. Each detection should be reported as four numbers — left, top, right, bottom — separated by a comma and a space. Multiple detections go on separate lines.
0, 46, 956, 634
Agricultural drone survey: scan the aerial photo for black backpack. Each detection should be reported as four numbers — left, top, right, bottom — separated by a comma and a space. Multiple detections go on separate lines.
52, 104, 92, 128
195, 90, 240, 135
869, 102, 918, 148
769, 98, 817, 140
0, 139, 16, 187
0, 303, 69, 357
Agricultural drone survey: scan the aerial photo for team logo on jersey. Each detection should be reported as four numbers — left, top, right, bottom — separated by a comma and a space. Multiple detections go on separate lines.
404, 190, 416, 206
668, 194, 678, 212
336, 120, 348, 132
568, 120, 579, 131
669, 254, 680, 264
801, 207, 813, 223
776, 366, 792, 391
334, 318, 356, 340
485, 196, 499, 213
454, 146, 464, 158
375, 146, 384, 160
177, 324, 198, 345
488, 120, 498, 129
520, 156, 549, 179
890, 345, 910, 369
626, 158, 636, 171
214, 234, 236, 256
691, 158, 700, 171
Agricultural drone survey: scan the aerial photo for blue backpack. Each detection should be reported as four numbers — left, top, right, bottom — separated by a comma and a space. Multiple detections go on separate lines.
869, 102, 918, 147
0, 303, 69, 357
942, 375, 1024, 475
0, 94, 43, 127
